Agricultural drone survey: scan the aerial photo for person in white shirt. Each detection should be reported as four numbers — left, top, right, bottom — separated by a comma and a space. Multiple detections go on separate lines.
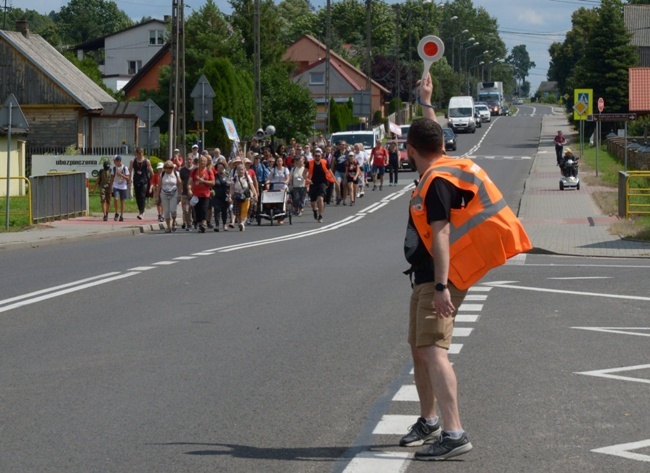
354, 143, 368, 198
109, 155, 130, 221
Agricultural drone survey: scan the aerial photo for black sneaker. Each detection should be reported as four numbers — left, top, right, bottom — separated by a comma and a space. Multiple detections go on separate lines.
399, 417, 441, 447
414, 431, 473, 461
119, 215, 124, 222
313, 209, 318, 220
114, 213, 119, 221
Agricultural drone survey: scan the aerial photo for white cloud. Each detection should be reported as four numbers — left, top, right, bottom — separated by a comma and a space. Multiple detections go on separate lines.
517, 9, 547, 26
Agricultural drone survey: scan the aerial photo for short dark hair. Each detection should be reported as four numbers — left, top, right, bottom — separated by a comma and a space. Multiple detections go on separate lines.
407, 118, 443, 156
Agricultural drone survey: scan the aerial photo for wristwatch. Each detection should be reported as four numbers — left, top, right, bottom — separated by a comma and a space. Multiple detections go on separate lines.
435, 282, 448, 292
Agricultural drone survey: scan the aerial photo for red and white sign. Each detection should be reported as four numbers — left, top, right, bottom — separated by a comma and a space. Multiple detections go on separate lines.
389, 121, 402, 137
598, 97, 604, 113
417, 35, 445, 81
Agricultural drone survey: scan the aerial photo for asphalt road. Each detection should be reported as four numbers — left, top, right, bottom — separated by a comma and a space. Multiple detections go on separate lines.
1, 106, 648, 472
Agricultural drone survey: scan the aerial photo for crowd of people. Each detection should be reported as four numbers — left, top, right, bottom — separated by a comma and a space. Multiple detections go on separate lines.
96, 136, 402, 233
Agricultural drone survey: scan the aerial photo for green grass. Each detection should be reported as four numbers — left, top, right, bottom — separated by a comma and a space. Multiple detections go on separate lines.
580, 144, 650, 240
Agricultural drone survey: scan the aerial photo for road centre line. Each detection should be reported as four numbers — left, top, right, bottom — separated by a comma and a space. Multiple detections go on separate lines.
128, 266, 156, 271
0, 272, 121, 307
463, 117, 500, 157
0, 272, 140, 314
367, 202, 388, 213
549, 276, 612, 280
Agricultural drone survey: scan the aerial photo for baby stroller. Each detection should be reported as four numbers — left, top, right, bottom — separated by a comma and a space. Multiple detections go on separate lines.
256, 188, 293, 225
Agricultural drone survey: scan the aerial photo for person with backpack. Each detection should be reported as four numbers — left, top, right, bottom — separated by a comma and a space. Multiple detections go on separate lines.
94, 161, 112, 221
109, 155, 130, 221
157, 161, 183, 233
129, 147, 154, 220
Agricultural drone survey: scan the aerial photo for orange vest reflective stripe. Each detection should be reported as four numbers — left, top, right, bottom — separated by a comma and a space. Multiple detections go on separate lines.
410, 156, 532, 290
307, 159, 336, 183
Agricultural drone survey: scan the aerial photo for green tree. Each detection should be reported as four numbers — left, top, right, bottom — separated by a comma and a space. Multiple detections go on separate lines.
507, 45, 535, 96
54, 0, 133, 45
199, 57, 255, 149
277, 0, 319, 45
229, 0, 285, 68
260, 63, 316, 142
577, 0, 637, 113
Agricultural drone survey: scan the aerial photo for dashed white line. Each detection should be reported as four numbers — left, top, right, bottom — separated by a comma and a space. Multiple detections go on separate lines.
153, 261, 179, 265
128, 266, 156, 271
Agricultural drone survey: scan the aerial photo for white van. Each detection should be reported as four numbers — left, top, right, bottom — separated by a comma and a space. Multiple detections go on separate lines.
330, 130, 377, 151
447, 96, 476, 134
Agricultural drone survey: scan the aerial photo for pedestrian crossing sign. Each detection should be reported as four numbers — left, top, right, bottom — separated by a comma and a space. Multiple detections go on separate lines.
573, 89, 593, 121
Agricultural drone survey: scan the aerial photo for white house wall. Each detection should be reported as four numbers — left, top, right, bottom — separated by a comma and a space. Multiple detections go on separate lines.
104, 22, 165, 79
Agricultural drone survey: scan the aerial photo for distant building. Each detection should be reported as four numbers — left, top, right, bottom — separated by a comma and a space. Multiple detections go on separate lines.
122, 44, 171, 100
0, 21, 144, 158
624, 4, 650, 67
537, 81, 560, 100
73, 19, 168, 92
283, 34, 390, 131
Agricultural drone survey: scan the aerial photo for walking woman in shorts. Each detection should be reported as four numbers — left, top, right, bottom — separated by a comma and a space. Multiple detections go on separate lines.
229, 164, 257, 232
345, 151, 360, 206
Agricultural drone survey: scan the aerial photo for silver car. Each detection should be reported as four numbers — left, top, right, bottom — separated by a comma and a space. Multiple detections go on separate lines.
475, 104, 491, 123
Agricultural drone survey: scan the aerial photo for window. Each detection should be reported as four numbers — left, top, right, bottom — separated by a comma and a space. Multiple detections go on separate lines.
309, 72, 324, 85
127, 60, 142, 75
149, 30, 165, 45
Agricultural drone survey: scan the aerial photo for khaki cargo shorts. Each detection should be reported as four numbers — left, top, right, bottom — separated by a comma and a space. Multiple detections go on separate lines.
408, 282, 467, 349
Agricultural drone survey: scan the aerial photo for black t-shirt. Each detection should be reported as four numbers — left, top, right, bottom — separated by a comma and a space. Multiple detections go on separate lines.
311, 160, 327, 185
334, 150, 348, 173
404, 177, 474, 284
179, 167, 192, 196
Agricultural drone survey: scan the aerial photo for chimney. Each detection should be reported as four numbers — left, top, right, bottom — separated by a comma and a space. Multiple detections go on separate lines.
16, 20, 29, 38
164, 15, 171, 24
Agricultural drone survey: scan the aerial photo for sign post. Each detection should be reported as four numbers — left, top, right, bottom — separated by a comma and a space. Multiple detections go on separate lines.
191, 75, 216, 152
135, 99, 164, 159
0, 94, 29, 229
591, 113, 637, 171
596, 98, 604, 176
574, 89, 593, 159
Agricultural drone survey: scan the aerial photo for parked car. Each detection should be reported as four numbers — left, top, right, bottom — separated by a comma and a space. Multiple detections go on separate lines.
442, 127, 457, 151
385, 139, 413, 171
475, 104, 491, 122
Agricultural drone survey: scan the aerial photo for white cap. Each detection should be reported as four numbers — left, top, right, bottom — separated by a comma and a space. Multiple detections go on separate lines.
192, 144, 199, 149
157, 162, 164, 169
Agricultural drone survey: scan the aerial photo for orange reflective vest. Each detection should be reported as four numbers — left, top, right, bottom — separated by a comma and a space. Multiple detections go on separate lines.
306, 159, 336, 183
410, 156, 532, 290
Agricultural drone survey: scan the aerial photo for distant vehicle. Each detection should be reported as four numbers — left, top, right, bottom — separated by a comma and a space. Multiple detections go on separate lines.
502, 105, 510, 116
442, 127, 457, 151
400, 124, 411, 139
385, 139, 412, 171
477, 82, 504, 115
475, 104, 491, 123
447, 96, 476, 134
513, 98, 524, 105
330, 130, 377, 151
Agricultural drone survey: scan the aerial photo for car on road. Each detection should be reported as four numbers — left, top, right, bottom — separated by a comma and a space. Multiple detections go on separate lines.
475, 104, 491, 123
442, 127, 457, 151
513, 97, 524, 105
385, 139, 413, 171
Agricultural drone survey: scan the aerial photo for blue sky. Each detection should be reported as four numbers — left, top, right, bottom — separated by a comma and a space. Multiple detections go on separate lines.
14, 0, 589, 92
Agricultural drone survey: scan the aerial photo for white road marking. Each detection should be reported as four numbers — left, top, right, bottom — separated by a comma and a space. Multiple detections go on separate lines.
173, 256, 197, 260
0, 272, 120, 306
368, 202, 388, 213
191, 252, 214, 256
548, 276, 612, 280
153, 261, 178, 265
571, 327, 650, 338
342, 451, 411, 473
458, 303, 483, 311
128, 266, 156, 271
506, 254, 527, 265
469, 286, 493, 292
464, 294, 487, 301
463, 118, 500, 156
455, 314, 480, 323
392, 385, 418, 402
592, 439, 650, 463
0, 272, 140, 314
484, 281, 650, 301
453, 327, 474, 337
449, 344, 463, 354
576, 363, 650, 385
373, 415, 415, 435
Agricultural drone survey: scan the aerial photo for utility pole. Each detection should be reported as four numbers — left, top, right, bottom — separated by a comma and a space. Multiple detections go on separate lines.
253, 0, 262, 130
325, 0, 331, 136
365, 0, 372, 127
395, 5, 401, 112
169, 0, 186, 154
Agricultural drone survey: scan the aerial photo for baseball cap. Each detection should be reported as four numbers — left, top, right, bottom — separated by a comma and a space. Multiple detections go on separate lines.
114, 155, 122, 161
192, 144, 199, 149
157, 162, 164, 169
347, 151, 354, 156
314, 148, 323, 154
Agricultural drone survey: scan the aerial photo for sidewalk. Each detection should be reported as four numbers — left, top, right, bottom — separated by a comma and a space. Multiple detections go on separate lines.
2, 114, 650, 256
518, 109, 650, 257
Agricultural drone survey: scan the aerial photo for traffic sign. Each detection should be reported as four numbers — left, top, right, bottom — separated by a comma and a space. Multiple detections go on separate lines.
591, 113, 636, 122
135, 99, 164, 124
598, 97, 604, 113
573, 88, 593, 121
190, 75, 216, 99
417, 35, 445, 81
0, 94, 29, 131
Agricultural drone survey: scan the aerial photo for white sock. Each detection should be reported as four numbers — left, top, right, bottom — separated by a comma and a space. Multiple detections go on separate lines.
443, 429, 465, 440
425, 416, 439, 426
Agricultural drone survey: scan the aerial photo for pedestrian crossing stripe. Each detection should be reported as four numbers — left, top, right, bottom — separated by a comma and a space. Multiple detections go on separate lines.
465, 155, 532, 160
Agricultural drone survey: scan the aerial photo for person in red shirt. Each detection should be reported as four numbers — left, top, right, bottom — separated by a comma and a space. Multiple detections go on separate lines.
370, 142, 389, 191
171, 148, 184, 169
188, 155, 216, 233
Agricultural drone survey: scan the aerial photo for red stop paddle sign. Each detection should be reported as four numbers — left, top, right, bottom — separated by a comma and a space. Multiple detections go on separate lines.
598, 97, 604, 113
417, 35, 445, 82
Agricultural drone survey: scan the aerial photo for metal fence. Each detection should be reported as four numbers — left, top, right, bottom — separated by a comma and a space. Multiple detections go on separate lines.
30, 172, 88, 223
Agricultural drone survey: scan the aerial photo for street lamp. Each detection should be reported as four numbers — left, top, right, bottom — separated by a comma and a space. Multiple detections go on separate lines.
451, 27, 467, 72
464, 41, 479, 93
